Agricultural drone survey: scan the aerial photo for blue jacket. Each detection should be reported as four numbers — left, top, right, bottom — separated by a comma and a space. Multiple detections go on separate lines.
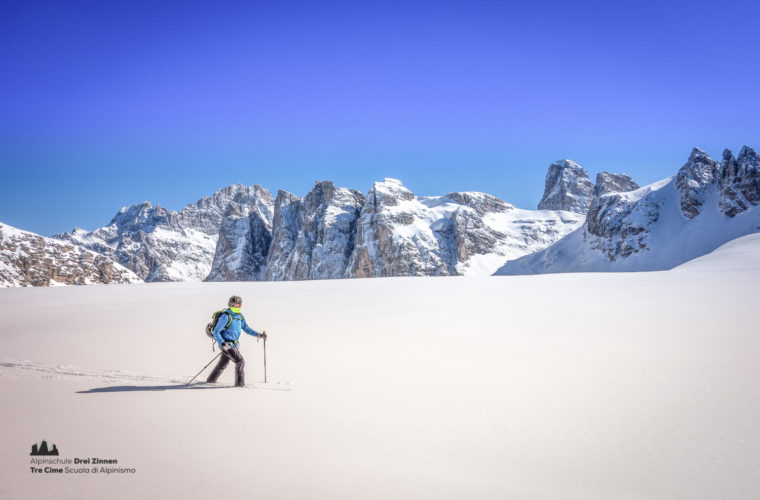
212, 309, 261, 348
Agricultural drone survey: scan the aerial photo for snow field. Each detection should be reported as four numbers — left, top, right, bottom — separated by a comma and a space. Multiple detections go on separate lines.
1, 265, 758, 499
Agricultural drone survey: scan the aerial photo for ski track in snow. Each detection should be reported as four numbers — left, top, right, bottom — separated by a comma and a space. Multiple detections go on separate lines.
0, 359, 293, 390
0, 359, 189, 384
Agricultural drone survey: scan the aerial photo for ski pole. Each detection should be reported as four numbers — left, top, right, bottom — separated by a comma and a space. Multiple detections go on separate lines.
263, 335, 267, 383
186, 352, 222, 386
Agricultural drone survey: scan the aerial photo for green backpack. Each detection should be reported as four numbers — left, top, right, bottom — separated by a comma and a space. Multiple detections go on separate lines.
205, 310, 234, 350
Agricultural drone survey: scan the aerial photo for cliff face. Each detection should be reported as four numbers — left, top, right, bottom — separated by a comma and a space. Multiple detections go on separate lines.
675, 145, 760, 220
537, 159, 596, 213
206, 186, 274, 281
717, 146, 760, 217
264, 182, 365, 280
675, 147, 719, 219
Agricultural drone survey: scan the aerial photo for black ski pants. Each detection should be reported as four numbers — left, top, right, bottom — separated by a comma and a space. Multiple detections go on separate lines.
207, 346, 245, 387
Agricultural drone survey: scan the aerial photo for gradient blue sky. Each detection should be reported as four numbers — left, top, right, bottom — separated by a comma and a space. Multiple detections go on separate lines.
2, 0, 759, 236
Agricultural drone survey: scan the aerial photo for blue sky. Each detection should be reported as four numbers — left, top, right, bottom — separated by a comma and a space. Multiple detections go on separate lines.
1, 0, 759, 236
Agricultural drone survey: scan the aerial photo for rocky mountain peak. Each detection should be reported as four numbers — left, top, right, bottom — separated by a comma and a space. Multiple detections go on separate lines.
537, 159, 595, 213
181, 184, 273, 235
54, 184, 276, 282
263, 181, 364, 281
594, 172, 640, 197
303, 180, 338, 208
718, 145, 760, 216
367, 178, 415, 208
498, 143, 760, 276
117, 201, 151, 214
676, 147, 718, 218
193, 183, 269, 208
737, 145, 759, 165
109, 201, 166, 232
689, 146, 710, 161
43, 174, 586, 284
274, 189, 300, 208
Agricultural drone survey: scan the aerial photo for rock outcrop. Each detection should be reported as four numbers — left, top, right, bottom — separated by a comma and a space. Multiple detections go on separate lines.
206, 197, 273, 281
676, 147, 719, 219
264, 182, 365, 280
1, 223, 141, 287
346, 179, 450, 277
538, 159, 595, 213
718, 146, 760, 217
584, 185, 663, 262
594, 172, 640, 197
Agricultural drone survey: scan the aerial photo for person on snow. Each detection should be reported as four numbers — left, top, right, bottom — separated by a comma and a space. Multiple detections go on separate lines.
207, 295, 267, 387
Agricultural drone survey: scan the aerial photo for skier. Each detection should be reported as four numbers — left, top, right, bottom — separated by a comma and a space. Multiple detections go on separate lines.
207, 295, 267, 387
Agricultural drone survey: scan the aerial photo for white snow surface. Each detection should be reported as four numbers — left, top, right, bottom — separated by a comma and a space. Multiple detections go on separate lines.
1, 262, 758, 499
673, 231, 760, 271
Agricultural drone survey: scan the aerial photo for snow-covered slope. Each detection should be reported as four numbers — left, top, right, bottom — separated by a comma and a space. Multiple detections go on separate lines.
0, 222, 141, 287
497, 146, 760, 275
674, 232, 760, 272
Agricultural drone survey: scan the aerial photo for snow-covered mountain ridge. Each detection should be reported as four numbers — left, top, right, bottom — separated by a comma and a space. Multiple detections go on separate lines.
242, 178, 584, 280
9, 145, 751, 285
55, 184, 272, 282
343, 179, 582, 278
49, 176, 589, 283
497, 145, 760, 274
537, 159, 640, 213
0, 222, 141, 287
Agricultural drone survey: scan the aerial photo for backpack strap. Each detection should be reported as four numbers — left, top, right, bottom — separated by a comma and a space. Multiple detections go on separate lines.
223, 309, 235, 329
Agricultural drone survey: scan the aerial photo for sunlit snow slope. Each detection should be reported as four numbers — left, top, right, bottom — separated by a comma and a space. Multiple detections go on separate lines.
1, 262, 758, 499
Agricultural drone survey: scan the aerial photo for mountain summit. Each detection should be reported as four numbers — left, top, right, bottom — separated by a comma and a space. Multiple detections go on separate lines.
537, 159, 595, 213
497, 145, 760, 275
49, 179, 581, 283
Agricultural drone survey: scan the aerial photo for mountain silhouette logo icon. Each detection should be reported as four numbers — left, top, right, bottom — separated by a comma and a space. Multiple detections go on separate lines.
30, 440, 59, 456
